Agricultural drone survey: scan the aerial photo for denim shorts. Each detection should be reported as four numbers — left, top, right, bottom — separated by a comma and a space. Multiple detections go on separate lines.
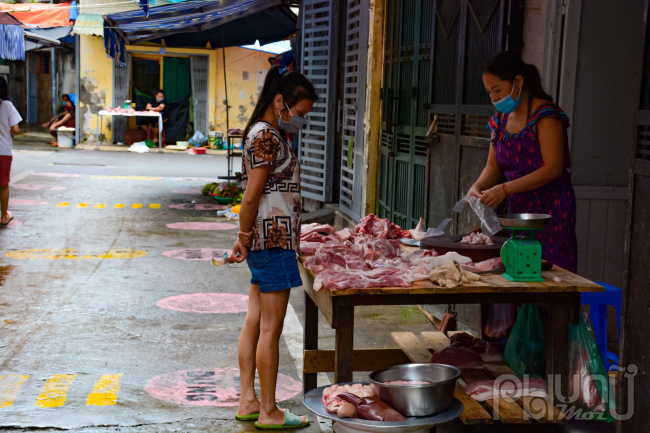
247, 247, 303, 293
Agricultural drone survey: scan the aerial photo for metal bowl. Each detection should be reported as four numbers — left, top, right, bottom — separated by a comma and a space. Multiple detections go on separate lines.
498, 213, 552, 229
368, 364, 460, 417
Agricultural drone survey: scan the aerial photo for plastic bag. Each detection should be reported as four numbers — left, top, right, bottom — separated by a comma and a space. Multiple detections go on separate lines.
568, 308, 615, 421
484, 304, 514, 339
189, 131, 207, 147
453, 196, 501, 236
503, 303, 546, 377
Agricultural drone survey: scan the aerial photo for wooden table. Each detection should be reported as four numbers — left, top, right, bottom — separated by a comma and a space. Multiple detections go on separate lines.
299, 259, 603, 406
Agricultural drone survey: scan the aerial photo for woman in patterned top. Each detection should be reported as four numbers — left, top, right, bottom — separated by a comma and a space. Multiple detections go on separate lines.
469, 51, 577, 272
229, 66, 317, 430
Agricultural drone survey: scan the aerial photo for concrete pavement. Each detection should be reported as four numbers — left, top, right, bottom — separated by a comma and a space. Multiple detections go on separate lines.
0, 148, 448, 433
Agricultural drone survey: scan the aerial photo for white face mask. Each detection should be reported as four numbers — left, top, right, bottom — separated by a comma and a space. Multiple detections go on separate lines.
278, 103, 307, 133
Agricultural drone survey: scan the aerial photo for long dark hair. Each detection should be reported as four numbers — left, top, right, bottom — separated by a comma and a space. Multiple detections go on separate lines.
0, 76, 9, 101
484, 51, 553, 102
243, 66, 318, 140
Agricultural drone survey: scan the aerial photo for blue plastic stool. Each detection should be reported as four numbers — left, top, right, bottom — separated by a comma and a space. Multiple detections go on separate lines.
581, 282, 622, 370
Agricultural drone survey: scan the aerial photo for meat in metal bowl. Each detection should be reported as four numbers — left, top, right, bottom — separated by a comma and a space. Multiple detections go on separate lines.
369, 363, 461, 417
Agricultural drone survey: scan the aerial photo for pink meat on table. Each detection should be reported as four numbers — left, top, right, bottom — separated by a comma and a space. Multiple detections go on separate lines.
465, 378, 548, 402
475, 258, 504, 272
321, 384, 378, 413
449, 332, 503, 363
299, 242, 325, 256
335, 227, 353, 242
383, 380, 432, 386
304, 248, 368, 274
301, 223, 335, 241
430, 346, 484, 369
354, 214, 411, 239
460, 232, 494, 245
314, 267, 411, 291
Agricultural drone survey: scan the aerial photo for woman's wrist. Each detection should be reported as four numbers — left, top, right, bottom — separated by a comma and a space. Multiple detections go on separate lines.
501, 182, 510, 196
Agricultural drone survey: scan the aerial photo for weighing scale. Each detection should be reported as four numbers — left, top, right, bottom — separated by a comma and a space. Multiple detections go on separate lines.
303, 382, 464, 433
498, 213, 552, 282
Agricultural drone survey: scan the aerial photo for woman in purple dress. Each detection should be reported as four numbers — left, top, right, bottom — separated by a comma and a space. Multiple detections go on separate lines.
468, 51, 577, 272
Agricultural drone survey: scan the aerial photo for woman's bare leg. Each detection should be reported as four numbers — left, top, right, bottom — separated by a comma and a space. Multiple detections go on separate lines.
237, 284, 261, 416
0, 184, 9, 223
257, 289, 306, 425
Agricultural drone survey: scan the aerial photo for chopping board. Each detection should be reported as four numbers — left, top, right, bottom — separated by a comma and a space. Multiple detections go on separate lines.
420, 234, 509, 262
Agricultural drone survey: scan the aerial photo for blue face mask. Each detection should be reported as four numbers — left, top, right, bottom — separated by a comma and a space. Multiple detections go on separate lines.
492, 83, 522, 114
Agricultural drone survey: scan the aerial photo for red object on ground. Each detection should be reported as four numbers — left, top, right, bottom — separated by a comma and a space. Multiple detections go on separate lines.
125, 129, 147, 146
189, 148, 206, 154
0, 156, 12, 186
0, 3, 72, 28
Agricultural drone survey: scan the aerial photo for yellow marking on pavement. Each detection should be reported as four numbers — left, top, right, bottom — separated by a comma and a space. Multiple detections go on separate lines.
6, 249, 148, 260
86, 374, 124, 406
149, 203, 161, 209
56, 202, 70, 207
91, 175, 162, 180
131, 203, 142, 209
93, 204, 106, 209
0, 374, 30, 408
76, 203, 88, 208
114, 203, 125, 209
36, 374, 76, 408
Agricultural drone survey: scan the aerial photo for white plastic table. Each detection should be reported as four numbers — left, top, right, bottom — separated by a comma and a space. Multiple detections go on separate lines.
97, 110, 163, 148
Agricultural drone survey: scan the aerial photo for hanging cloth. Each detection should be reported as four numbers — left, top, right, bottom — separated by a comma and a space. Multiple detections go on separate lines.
162, 57, 191, 103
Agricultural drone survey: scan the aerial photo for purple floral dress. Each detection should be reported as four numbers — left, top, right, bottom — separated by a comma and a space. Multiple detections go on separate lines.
488, 96, 577, 272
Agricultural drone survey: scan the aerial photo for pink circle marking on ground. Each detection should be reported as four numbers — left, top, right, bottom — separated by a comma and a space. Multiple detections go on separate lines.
166, 222, 237, 230
1, 220, 22, 228
12, 184, 67, 191
162, 248, 232, 261
157, 293, 248, 313
33, 172, 81, 178
9, 199, 47, 206
171, 188, 203, 194
144, 368, 301, 407
171, 177, 219, 182
169, 204, 228, 210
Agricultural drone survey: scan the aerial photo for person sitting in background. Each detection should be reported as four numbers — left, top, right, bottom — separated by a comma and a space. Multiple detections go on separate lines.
48, 98, 75, 147
140, 89, 166, 144
43, 94, 71, 144
0, 76, 22, 226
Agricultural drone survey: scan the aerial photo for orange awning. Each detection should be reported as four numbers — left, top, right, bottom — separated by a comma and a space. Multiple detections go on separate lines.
0, 3, 73, 29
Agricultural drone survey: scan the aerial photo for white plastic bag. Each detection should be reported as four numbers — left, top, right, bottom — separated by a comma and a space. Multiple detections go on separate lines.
189, 131, 207, 147
484, 304, 514, 339
453, 196, 501, 236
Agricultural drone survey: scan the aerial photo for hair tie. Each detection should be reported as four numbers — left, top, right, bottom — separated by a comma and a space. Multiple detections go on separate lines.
279, 67, 289, 75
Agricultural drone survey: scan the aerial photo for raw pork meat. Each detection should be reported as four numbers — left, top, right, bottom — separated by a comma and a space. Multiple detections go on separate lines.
383, 380, 432, 386
354, 214, 412, 239
301, 223, 335, 241
300, 242, 327, 256
449, 332, 503, 362
409, 218, 426, 240
321, 383, 378, 413
461, 232, 494, 245
475, 258, 504, 272
314, 267, 412, 291
430, 346, 484, 369
465, 377, 548, 401
335, 228, 353, 242
304, 248, 367, 273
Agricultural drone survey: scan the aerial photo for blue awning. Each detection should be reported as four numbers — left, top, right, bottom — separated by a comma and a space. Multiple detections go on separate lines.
104, 0, 296, 46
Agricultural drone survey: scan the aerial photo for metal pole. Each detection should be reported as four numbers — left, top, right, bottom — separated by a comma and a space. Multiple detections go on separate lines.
51, 0, 56, 118
221, 28, 231, 182
75, 34, 82, 143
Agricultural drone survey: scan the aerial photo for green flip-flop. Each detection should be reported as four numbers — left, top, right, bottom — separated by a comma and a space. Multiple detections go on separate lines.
255, 412, 309, 430
236, 407, 290, 421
